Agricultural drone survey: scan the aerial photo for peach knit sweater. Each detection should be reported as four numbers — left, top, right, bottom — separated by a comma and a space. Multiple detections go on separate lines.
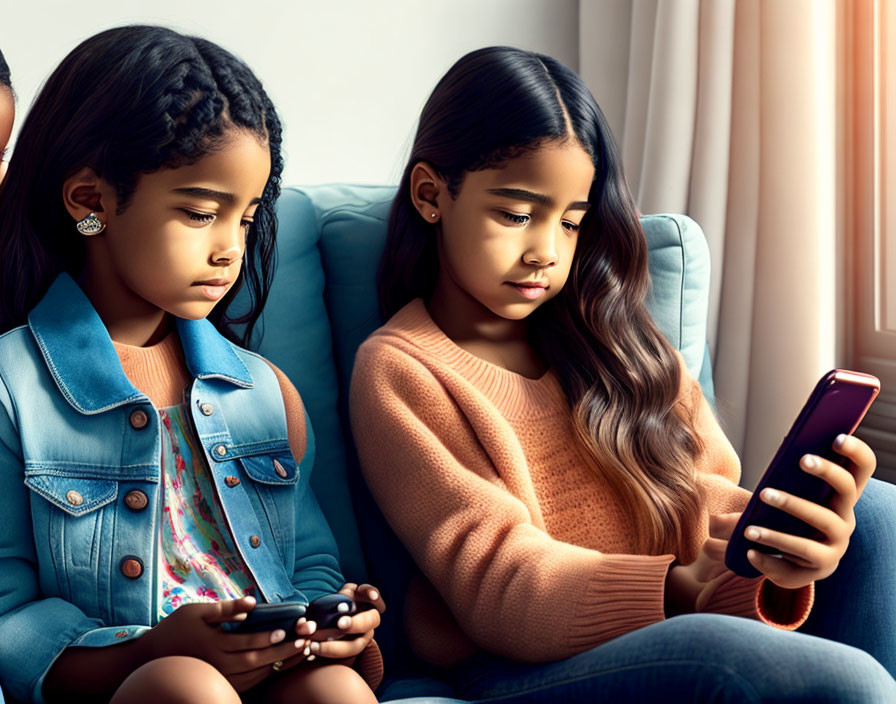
112, 329, 383, 689
350, 299, 813, 667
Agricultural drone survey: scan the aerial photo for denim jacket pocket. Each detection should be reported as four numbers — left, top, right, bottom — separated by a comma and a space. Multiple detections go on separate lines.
239, 451, 300, 486
24, 473, 118, 516
23, 472, 119, 604
237, 451, 299, 566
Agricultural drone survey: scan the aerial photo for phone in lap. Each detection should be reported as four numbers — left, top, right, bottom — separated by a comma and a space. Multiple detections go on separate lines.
724, 369, 880, 578
220, 601, 308, 634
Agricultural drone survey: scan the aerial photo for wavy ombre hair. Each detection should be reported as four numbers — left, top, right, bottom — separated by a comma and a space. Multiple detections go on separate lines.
379, 46, 705, 558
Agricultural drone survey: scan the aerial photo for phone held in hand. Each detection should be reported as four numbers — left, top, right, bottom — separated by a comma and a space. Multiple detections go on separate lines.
724, 369, 880, 579
219, 594, 376, 638
220, 601, 308, 634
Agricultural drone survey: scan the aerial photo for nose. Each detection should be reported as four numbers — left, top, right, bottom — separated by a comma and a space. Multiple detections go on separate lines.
522, 223, 559, 268
210, 221, 246, 266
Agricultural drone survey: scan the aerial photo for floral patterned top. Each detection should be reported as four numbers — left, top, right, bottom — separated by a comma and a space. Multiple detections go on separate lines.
156, 404, 258, 621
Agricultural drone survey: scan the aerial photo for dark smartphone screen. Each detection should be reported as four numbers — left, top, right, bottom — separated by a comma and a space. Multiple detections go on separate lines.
724, 370, 879, 578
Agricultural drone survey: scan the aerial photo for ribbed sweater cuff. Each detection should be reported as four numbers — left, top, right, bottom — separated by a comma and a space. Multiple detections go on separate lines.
354, 639, 384, 691
698, 574, 814, 630
568, 554, 674, 651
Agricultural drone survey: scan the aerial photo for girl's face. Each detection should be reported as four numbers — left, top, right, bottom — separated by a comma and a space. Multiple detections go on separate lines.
0, 87, 14, 184
429, 140, 594, 331
73, 129, 270, 343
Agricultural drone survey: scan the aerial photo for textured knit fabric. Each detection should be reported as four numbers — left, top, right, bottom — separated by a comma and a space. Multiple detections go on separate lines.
112, 330, 384, 690
349, 298, 814, 667
156, 404, 259, 620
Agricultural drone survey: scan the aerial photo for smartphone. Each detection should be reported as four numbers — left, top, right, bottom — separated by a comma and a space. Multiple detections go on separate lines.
306, 593, 377, 641
724, 369, 880, 578
220, 601, 308, 634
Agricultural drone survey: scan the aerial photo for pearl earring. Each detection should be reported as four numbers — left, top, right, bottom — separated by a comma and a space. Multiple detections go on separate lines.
76, 212, 106, 236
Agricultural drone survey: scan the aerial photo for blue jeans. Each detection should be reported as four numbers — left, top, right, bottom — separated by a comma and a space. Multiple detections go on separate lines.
384, 478, 896, 703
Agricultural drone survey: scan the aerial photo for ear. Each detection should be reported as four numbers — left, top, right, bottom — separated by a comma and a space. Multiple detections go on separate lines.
62, 166, 112, 223
409, 161, 445, 223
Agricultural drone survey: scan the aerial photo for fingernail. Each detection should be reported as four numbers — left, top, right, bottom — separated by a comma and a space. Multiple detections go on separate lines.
310, 642, 320, 653
294, 639, 305, 648
369, 590, 378, 601
271, 629, 285, 643
303, 645, 310, 655
762, 488, 781, 505
745, 526, 761, 540
834, 434, 847, 450
297, 617, 306, 624
307, 654, 316, 662
306, 622, 317, 634
803, 455, 820, 470
338, 616, 352, 629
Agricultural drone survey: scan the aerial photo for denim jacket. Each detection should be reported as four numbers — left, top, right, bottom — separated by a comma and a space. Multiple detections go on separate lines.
0, 274, 345, 703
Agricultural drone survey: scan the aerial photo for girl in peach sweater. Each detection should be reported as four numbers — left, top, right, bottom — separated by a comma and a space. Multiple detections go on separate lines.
350, 46, 896, 702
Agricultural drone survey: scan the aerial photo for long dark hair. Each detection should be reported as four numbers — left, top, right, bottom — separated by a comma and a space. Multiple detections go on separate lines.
0, 48, 11, 90
380, 46, 705, 558
0, 26, 282, 346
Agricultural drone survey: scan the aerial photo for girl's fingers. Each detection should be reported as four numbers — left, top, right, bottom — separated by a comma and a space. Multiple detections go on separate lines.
224, 635, 312, 674
354, 583, 386, 613
294, 617, 317, 638
337, 583, 359, 598
701, 536, 728, 563
220, 626, 301, 653
201, 596, 256, 625
310, 630, 374, 659
759, 487, 847, 541
742, 524, 830, 569
832, 434, 877, 497
708, 513, 740, 541
339, 606, 381, 635
799, 453, 859, 519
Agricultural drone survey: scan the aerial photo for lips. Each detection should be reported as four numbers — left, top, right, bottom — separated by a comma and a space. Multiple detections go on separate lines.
193, 278, 232, 301
506, 280, 549, 300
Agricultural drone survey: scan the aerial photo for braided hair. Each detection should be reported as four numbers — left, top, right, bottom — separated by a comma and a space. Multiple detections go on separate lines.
0, 26, 282, 345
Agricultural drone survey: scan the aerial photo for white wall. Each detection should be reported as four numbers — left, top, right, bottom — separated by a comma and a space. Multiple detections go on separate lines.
3, 0, 578, 186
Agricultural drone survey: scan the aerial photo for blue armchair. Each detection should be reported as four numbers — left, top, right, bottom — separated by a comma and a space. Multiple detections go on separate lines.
244, 184, 716, 701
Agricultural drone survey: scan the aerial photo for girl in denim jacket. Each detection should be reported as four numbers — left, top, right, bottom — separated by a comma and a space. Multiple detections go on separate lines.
0, 26, 383, 704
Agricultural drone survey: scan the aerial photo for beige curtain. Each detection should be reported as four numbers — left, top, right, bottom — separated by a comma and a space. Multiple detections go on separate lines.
580, 0, 839, 488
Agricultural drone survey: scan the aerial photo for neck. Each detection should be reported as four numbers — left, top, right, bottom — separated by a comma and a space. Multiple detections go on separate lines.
77, 271, 172, 347
428, 283, 528, 346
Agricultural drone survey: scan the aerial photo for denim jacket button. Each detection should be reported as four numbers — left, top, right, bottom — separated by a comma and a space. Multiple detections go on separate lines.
114, 630, 129, 639
249, 535, 261, 548
273, 460, 288, 478
129, 409, 149, 430
66, 490, 83, 507
120, 556, 144, 579
215, 445, 227, 457
124, 490, 148, 511
225, 476, 240, 487
199, 402, 214, 416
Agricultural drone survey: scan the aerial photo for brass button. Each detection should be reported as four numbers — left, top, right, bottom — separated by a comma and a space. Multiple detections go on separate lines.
199, 402, 214, 416
129, 409, 149, 430
120, 557, 144, 579
215, 445, 227, 457
273, 460, 288, 478
224, 476, 240, 487
249, 535, 261, 548
66, 490, 84, 507
114, 630, 129, 639
124, 490, 148, 511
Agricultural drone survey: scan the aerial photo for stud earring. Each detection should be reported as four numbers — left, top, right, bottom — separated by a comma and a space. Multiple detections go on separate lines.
430, 212, 439, 221
76, 212, 106, 236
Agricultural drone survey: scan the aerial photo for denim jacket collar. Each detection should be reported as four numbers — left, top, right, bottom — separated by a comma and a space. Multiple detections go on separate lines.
27, 273, 254, 415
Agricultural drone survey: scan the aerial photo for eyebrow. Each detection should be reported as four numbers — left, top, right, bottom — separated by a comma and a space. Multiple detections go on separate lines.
486, 187, 590, 211
173, 187, 262, 206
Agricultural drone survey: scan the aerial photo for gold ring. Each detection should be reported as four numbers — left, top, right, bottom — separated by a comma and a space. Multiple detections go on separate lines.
272, 660, 284, 672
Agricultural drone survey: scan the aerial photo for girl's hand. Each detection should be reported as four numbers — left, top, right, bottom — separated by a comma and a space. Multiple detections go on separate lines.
306, 583, 385, 661
744, 434, 876, 589
140, 596, 315, 691
665, 514, 738, 616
